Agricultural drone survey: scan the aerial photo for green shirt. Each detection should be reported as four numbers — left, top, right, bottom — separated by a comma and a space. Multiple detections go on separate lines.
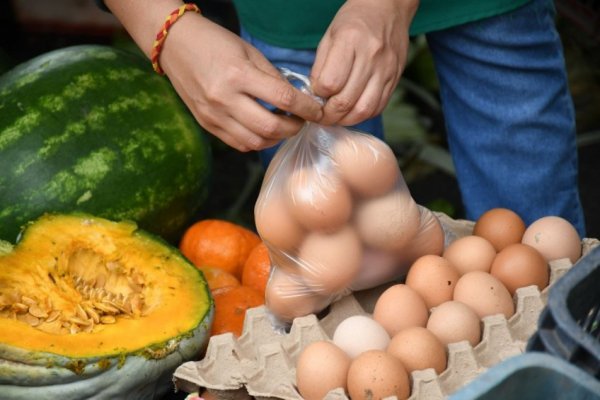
232, 0, 532, 49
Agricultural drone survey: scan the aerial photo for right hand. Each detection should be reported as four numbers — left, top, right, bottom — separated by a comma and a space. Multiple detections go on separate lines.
160, 15, 323, 151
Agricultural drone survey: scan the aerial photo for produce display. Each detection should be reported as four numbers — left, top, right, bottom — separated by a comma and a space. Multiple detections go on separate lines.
0, 45, 212, 244
2, 44, 596, 400
173, 211, 599, 400
0, 213, 214, 400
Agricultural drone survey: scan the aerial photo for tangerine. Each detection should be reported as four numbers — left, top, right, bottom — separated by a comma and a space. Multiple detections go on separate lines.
210, 285, 265, 337
179, 219, 261, 279
242, 242, 273, 295
198, 265, 240, 292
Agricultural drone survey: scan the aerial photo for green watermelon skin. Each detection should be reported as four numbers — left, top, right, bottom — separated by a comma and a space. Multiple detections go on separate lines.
0, 45, 212, 243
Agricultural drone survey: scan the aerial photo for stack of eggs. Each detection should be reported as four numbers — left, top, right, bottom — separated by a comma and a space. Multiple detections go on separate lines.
293, 208, 583, 400
254, 127, 444, 324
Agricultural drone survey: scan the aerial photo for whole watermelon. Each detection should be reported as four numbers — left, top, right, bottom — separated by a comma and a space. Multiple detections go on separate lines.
0, 45, 212, 243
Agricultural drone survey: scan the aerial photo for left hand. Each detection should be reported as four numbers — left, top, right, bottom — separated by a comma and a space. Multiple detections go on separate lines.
310, 0, 419, 126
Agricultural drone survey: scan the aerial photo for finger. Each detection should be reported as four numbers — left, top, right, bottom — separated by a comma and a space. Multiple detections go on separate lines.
319, 59, 371, 125
205, 115, 281, 152
231, 97, 307, 140
242, 69, 323, 122
375, 77, 399, 116
310, 35, 332, 86
311, 39, 355, 99
246, 45, 283, 79
336, 74, 385, 126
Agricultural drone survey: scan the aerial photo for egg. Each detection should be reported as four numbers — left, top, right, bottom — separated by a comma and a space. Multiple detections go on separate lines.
265, 267, 331, 323
296, 340, 350, 400
490, 243, 549, 295
333, 315, 391, 359
473, 208, 526, 252
255, 191, 305, 252
298, 225, 363, 294
286, 166, 352, 232
349, 249, 400, 291
373, 284, 429, 336
426, 300, 481, 347
347, 350, 410, 400
332, 133, 400, 198
387, 326, 447, 374
354, 188, 421, 252
521, 216, 582, 263
443, 235, 497, 275
405, 254, 460, 309
400, 205, 446, 260
453, 271, 515, 319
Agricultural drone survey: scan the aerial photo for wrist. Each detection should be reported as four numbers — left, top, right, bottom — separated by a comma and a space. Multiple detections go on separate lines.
104, 0, 186, 57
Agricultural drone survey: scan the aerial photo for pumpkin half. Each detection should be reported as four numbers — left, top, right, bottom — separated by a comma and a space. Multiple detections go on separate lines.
0, 213, 214, 400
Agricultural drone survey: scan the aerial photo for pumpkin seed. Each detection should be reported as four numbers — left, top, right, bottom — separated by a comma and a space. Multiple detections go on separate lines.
100, 315, 116, 324
46, 310, 61, 323
20, 295, 37, 306
12, 303, 29, 313
28, 304, 49, 318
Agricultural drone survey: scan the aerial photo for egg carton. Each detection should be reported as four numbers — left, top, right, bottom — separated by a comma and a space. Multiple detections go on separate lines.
172, 215, 600, 400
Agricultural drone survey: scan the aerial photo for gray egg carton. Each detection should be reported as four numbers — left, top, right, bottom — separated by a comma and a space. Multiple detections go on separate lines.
173, 214, 600, 400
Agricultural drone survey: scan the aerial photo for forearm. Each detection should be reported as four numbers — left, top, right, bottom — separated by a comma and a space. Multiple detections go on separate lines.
104, 0, 186, 58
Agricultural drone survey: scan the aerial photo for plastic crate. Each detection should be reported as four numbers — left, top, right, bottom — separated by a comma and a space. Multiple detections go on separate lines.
527, 244, 600, 379
449, 353, 600, 400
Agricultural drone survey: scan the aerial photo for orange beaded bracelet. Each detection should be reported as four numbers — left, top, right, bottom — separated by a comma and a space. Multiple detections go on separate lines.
150, 3, 201, 75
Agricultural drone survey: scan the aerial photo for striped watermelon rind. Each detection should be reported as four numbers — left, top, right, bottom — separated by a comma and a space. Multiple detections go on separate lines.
0, 45, 212, 243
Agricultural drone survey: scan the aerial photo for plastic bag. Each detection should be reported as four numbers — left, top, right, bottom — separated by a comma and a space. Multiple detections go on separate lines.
254, 70, 444, 326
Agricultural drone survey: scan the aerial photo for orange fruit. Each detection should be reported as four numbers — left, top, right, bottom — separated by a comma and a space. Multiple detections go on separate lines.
210, 285, 265, 337
179, 219, 261, 279
242, 242, 272, 295
198, 265, 240, 292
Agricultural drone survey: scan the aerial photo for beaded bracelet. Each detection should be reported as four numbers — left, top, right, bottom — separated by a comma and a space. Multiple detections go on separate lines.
151, 3, 201, 75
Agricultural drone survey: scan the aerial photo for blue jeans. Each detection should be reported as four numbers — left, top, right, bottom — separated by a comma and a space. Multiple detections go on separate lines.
241, 0, 586, 237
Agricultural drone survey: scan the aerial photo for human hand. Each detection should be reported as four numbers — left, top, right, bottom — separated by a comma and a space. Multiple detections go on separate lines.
310, 0, 419, 126
160, 16, 323, 151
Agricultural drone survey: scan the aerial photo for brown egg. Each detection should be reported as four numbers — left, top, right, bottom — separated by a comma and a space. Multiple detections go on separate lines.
349, 249, 400, 291
373, 284, 429, 336
354, 189, 420, 252
473, 208, 526, 252
296, 340, 350, 400
332, 133, 400, 198
347, 350, 410, 400
286, 166, 353, 232
490, 243, 549, 295
521, 216, 582, 263
426, 300, 482, 347
298, 225, 363, 294
443, 235, 497, 275
255, 191, 304, 252
405, 254, 460, 309
387, 326, 447, 374
453, 271, 515, 319
265, 268, 331, 323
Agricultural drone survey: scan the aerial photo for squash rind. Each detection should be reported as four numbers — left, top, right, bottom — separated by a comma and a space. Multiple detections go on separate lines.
0, 213, 214, 399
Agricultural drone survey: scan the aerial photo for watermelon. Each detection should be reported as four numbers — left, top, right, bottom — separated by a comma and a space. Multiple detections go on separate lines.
0, 45, 212, 243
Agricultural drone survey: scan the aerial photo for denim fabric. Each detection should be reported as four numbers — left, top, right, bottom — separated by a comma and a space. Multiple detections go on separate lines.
426, 0, 585, 236
240, 0, 586, 237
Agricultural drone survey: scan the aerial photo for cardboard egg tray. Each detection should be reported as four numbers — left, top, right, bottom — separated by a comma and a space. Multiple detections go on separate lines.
173, 214, 600, 400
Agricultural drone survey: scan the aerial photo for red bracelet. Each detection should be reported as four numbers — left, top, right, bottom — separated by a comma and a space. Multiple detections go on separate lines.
150, 3, 201, 75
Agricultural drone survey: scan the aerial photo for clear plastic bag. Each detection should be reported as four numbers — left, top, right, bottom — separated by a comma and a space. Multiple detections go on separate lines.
254, 70, 444, 326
